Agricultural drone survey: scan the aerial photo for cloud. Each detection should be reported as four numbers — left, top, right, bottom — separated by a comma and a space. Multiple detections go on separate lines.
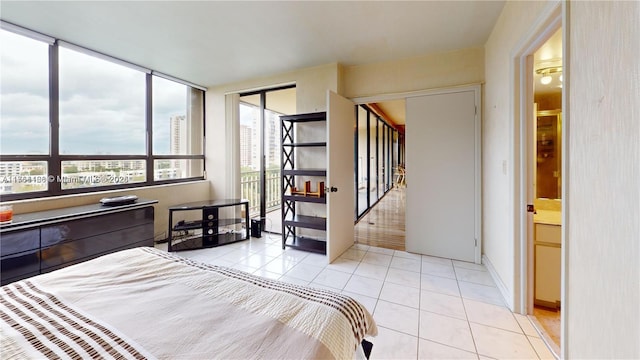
1, 29, 197, 157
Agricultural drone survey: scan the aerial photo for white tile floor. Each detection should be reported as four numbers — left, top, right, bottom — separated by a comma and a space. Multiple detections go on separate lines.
156, 235, 556, 360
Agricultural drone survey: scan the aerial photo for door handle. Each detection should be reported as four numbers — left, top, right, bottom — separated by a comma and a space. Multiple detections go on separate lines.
325, 186, 338, 193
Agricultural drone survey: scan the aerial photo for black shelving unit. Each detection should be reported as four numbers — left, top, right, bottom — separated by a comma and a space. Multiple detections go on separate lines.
281, 112, 327, 254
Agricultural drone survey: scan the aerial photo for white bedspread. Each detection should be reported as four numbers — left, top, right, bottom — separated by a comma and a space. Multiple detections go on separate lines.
0, 247, 377, 359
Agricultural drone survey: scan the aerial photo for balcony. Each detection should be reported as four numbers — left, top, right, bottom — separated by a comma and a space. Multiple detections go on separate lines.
241, 169, 281, 233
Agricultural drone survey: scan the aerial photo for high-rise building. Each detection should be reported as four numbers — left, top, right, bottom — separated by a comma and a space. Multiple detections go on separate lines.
170, 115, 187, 155
240, 124, 252, 169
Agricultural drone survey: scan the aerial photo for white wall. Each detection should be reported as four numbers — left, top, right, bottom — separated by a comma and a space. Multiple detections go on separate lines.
566, 1, 640, 358
483, 0, 556, 308
343, 47, 484, 98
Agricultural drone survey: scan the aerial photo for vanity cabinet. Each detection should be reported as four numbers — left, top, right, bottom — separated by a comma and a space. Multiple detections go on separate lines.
534, 223, 561, 308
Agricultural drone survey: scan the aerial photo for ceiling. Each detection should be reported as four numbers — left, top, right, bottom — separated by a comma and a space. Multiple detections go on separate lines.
0, 1, 505, 88
534, 28, 563, 95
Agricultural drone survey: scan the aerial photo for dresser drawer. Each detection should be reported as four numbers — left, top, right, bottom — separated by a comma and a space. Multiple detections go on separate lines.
40, 223, 153, 271
41, 207, 153, 247
0, 249, 40, 285
0, 229, 40, 256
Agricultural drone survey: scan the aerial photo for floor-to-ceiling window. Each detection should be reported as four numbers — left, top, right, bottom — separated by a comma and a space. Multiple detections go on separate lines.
239, 86, 295, 234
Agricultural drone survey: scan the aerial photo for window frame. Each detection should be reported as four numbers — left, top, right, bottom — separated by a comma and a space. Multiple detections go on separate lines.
0, 22, 206, 201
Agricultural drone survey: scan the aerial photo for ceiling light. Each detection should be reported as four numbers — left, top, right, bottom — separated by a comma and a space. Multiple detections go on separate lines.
559, 74, 563, 82
535, 66, 562, 85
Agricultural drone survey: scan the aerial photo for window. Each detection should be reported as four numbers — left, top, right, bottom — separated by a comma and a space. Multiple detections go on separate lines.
152, 76, 204, 181
0, 23, 205, 200
59, 46, 146, 155
1, 28, 50, 195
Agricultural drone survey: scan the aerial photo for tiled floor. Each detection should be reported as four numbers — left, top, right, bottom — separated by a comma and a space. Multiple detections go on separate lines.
156, 236, 556, 360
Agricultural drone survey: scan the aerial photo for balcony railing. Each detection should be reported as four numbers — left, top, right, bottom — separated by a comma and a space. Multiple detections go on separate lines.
240, 169, 281, 217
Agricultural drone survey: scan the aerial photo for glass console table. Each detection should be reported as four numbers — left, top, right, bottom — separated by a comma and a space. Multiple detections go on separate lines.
167, 199, 249, 252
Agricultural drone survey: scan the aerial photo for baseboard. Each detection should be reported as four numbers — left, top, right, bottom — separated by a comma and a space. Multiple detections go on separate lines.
482, 254, 514, 310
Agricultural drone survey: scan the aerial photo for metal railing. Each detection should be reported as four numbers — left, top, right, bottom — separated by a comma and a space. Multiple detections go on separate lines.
240, 169, 281, 217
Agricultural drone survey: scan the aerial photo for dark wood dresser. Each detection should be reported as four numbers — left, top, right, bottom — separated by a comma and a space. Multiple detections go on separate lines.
0, 199, 157, 286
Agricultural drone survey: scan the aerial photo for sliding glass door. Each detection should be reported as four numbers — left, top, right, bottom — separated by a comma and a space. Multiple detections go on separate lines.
239, 86, 295, 234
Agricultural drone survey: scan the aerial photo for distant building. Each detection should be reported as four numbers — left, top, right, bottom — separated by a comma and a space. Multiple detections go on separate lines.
0, 162, 23, 177
240, 124, 252, 169
170, 115, 187, 155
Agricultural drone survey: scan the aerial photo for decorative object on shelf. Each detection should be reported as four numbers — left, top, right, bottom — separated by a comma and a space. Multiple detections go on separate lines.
0, 205, 13, 224
99, 194, 138, 206
289, 181, 325, 198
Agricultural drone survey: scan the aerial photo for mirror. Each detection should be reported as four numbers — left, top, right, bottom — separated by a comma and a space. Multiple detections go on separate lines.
536, 110, 562, 199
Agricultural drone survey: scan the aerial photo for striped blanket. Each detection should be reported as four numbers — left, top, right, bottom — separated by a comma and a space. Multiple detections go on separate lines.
1, 247, 377, 359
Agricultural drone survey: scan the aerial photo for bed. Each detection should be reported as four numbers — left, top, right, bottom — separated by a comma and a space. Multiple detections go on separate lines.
0, 247, 377, 359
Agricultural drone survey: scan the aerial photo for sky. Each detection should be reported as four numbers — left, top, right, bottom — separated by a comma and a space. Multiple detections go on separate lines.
0, 29, 189, 156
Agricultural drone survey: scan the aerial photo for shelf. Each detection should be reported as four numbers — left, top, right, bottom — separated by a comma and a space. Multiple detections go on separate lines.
168, 199, 250, 252
170, 232, 246, 252
282, 142, 326, 147
280, 112, 326, 123
283, 195, 326, 204
172, 220, 202, 231
284, 214, 326, 230
282, 169, 326, 177
218, 218, 245, 226
284, 236, 326, 254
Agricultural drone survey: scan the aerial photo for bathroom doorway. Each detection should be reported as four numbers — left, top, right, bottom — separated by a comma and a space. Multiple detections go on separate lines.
525, 23, 563, 356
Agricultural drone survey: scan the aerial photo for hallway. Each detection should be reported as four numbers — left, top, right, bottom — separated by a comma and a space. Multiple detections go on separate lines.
355, 187, 406, 251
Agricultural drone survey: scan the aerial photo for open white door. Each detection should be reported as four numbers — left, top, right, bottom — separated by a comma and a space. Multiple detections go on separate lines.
326, 91, 356, 262
405, 87, 481, 263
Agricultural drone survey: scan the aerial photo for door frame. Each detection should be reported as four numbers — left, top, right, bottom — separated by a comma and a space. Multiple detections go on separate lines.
511, 1, 566, 357
353, 84, 482, 264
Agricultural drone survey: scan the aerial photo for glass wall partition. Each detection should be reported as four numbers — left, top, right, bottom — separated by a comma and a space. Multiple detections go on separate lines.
355, 104, 398, 220
356, 106, 369, 216
378, 118, 386, 195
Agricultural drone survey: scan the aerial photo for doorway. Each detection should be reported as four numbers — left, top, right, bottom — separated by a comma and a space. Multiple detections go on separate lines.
529, 27, 563, 353
238, 86, 296, 234
354, 102, 405, 250
514, 7, 564, 356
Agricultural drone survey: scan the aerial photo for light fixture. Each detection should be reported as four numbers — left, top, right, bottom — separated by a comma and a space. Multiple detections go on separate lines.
535, 66, 562, 85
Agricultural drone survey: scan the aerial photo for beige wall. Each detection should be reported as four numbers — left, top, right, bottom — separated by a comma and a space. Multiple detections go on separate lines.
483, 0, 556, 307
4, 181, 211, 240
566, 1, 640, 358
343, 47, 484, 99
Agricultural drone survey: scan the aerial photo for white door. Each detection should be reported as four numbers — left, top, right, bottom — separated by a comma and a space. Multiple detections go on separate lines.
326, 91, 356, 262
405, 88, 480, 263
